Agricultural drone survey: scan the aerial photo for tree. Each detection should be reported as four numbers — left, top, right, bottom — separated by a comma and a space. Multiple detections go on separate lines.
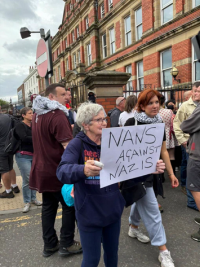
0, 98, 9, 106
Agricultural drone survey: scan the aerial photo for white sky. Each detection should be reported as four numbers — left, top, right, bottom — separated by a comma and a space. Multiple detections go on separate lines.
0, 0, 65, 102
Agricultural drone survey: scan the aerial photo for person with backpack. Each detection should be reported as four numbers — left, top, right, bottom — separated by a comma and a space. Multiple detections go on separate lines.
15, 107, 42, 213
0, 113, 20, 198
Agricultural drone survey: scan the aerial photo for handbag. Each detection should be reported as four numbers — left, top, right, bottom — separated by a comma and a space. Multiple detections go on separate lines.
120, 118, 147, 207
4, 128, 21, 155
61, 138, 83, 207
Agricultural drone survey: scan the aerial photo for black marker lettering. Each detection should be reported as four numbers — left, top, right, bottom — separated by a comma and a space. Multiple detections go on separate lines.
145, 127, 156, 144
116, 150, 125, 163
122, 130, 134, 146
108, 130, 123, 148
145, 157, 153, 168
110, 162, 121, 180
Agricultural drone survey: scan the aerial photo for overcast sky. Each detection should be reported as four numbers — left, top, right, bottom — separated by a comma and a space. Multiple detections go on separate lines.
0, 0, 64, 102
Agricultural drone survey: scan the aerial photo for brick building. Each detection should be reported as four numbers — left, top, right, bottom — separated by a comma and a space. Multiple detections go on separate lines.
38, 0, 200, 110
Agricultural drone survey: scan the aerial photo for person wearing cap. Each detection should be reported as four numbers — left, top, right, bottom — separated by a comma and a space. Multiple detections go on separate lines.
108, 97, 126, 127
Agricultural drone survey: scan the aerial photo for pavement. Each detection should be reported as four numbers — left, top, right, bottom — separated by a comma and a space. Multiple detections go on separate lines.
0, 160, 42, 214
0, 163, 200, 266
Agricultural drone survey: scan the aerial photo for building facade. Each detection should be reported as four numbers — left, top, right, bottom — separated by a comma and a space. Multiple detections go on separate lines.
23, 66, 39, 106
38, 0, 200, 107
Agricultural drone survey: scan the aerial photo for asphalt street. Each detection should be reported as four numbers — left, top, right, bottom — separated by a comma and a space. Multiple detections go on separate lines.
0, 165, 199, 267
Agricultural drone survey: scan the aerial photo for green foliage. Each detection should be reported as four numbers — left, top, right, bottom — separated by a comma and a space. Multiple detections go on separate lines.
0, 98, 9, 106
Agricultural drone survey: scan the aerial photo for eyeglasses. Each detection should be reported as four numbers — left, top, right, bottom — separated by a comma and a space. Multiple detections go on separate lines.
91, 118, 107, 124
118, 98, 125, 104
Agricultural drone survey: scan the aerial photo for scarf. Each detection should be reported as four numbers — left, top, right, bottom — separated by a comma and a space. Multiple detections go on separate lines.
134, 110, 163, 124
33, 95, 69, 122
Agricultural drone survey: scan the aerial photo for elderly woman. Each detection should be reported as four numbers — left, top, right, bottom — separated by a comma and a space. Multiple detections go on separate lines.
125, 89, 179, 267
57, 102, 165, 267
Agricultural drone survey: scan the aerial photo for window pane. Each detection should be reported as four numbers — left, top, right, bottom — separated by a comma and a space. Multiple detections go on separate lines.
110, 28, 114, 42
103, 34, 106, 46
127, 32, 131, 45
163, 4, 173, 23
104, 47, 107, 58
163, 69, 172, 86
162, 50, 172, 69
125, 16, 131, 32
162, 0, 172, 7
138, 61, 143, 77
195, 61, 200, 81
194, 50, 197, 60
195, 0, 200, 6
137, 25, 143, 40
136, 7, 142, 25
139, 78, 144, 90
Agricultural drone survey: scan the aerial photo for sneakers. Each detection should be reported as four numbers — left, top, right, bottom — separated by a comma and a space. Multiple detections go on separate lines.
23, 203, 31, 213
158, 251, 175, 267
194, 218, 200, 226
12, 186, 20, 193
31, 199, 42, 206
128, 226, 150, 243
43, 242, 60, 257
0, 190, 14, 198
191, 228, 200, 242
59, 240, 82, 257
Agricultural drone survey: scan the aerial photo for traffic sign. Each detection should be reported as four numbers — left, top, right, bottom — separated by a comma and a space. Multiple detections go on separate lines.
36, 39, 48, 77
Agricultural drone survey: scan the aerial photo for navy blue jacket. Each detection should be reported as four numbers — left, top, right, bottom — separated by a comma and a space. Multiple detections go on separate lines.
57, 131, 125, 231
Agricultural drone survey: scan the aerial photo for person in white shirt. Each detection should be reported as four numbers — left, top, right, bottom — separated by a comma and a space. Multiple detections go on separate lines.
118, 94, 137, 126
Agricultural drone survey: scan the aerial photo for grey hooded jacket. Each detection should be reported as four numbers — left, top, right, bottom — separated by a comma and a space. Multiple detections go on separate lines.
180, 103, 200, 161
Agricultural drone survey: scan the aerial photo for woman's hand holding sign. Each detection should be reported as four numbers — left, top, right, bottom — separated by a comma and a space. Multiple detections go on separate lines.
84, 160, 102, 177
153, 160, 165, 174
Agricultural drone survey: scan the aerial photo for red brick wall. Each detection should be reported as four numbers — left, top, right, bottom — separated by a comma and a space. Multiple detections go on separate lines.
91, 36, 98, 61
144, 52, 160, 71
80, 45, 85, 64
115, 21, 121, 49
96, 97, 117, 127
104, 0, 108, 14
176, 0, 184, 14
68, 55, 72, 70
172, 39, 191, 61
142, 0, 153, 33
143, 52, 160, 87
172, 39, 191, 84
113, 0, 121, 7
144, 73, 161, 88
132, 63, 137, 90
89, 7, 95, 24
60, 60, 65, 78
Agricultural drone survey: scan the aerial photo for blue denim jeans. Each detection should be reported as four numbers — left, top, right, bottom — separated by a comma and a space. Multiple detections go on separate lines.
15, 152, 36, 203
180, 146, 198, 210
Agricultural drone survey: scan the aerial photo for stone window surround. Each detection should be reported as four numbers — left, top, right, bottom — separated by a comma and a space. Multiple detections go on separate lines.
87, 42, 92, 66
124, 15, 132, 47
160, 0, 173, 25
137, 60, 144, 90
109, 27, 115, 55
125, 64, 132, 90
192, 42, 200, 82
135, 7, 142, 41
160, 48, 172, 88
102, 32, 107, 59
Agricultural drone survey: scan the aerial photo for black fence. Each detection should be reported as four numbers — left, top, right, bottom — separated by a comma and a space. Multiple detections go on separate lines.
1, 83, 193, 114
123, 83, 193, 107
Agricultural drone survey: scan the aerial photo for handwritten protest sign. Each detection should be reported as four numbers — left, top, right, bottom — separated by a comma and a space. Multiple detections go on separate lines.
100, 123, 165, 188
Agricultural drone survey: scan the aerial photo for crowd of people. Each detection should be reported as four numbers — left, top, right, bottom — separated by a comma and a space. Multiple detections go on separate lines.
0, 81, 199, 267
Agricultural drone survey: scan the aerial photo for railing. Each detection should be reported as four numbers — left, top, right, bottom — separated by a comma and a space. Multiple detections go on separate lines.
123, 83, 193, 107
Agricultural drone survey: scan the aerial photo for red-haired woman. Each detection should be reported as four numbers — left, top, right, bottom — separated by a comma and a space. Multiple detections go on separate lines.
125, 89, 179, 267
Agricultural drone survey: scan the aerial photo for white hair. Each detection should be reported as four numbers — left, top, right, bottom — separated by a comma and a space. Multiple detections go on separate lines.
76, 102, 105, 131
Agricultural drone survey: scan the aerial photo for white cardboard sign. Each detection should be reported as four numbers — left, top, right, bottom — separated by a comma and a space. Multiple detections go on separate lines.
100, 123, 165, 188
